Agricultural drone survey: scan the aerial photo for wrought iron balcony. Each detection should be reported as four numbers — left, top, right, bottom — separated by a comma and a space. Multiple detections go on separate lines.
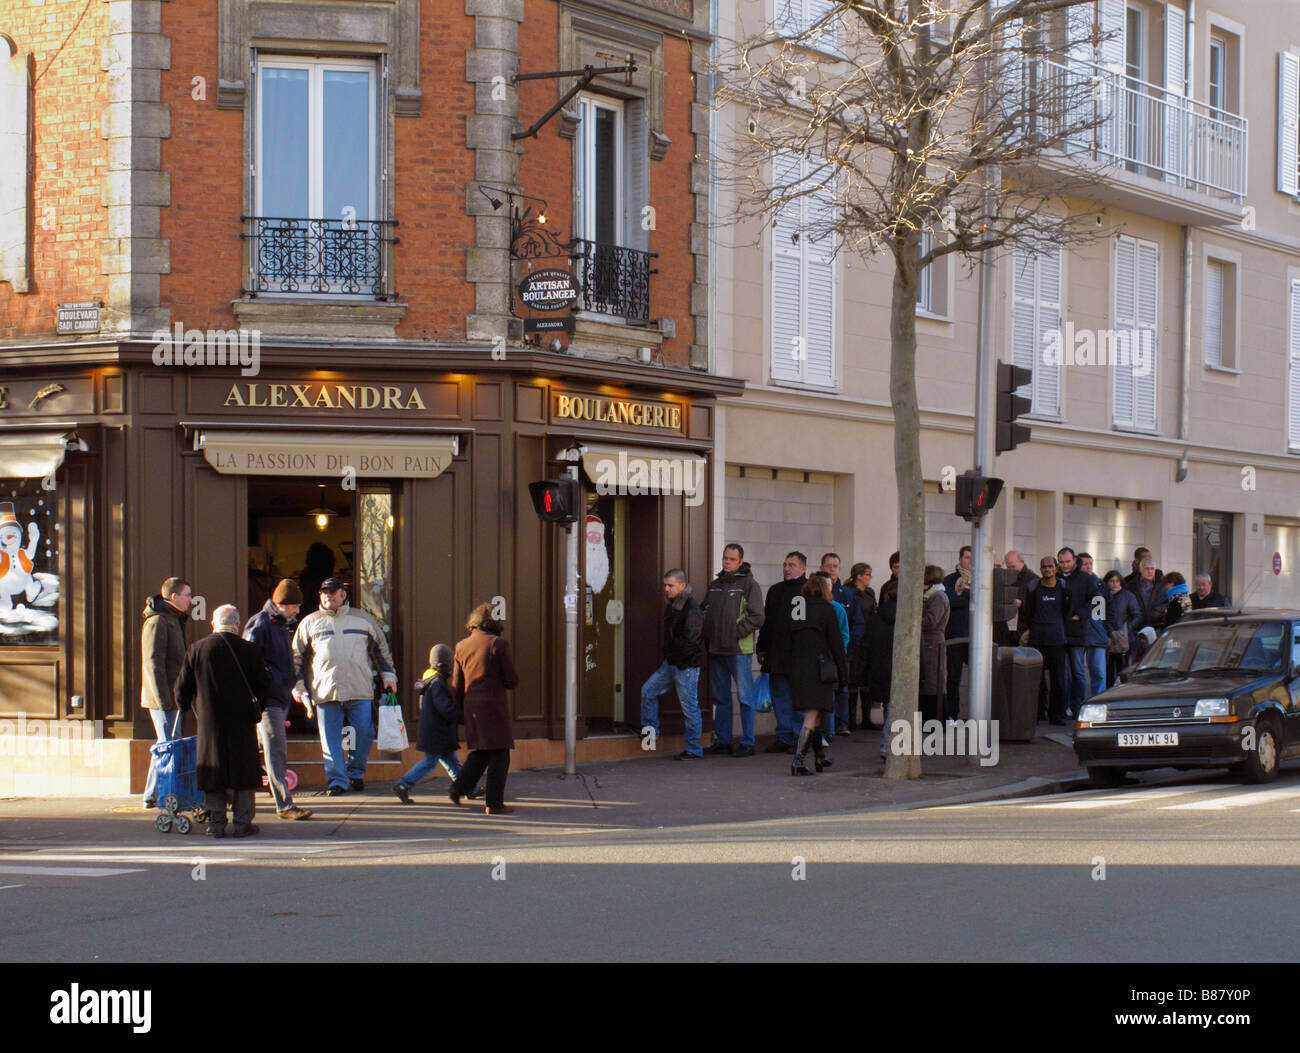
242, 217, 399, 299
569, 239, 658, 324
1025, 54, 1248, 203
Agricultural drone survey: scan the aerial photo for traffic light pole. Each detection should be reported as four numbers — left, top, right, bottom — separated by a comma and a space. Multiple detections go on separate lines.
564, 464, 579, 775
968, 199, 999, 733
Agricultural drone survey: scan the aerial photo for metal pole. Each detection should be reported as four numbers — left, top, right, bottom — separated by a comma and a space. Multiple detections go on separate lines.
564, 464, 579, 775
968, 0, 999, 734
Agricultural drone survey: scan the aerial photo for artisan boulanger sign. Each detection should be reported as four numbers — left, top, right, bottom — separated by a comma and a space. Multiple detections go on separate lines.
518, 269, 579, 311
554, 393, 682, 430
223, 382, 426, 411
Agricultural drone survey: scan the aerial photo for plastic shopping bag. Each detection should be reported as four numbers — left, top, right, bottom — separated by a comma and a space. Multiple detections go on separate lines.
377, 692, 409, 752
753, 672, 772, 713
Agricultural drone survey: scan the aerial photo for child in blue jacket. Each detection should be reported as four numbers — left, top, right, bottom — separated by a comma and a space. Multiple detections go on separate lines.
393, 645, 480, 802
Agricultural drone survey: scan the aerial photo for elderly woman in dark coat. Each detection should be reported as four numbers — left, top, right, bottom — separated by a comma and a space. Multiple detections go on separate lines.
1102, 569, 1142, 688
447, 602, 520, 815
920, 565, 950, 725
174, 604, 270, 837
788, 575, 847, 776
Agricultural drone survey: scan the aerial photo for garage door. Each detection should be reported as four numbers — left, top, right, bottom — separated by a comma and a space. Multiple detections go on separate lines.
1062, 495, 1148, 578
1251, 518, 1300, 608
724, 465, 835, 590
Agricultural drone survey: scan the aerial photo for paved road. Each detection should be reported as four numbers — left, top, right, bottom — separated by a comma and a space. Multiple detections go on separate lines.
5, 768, 1299, 961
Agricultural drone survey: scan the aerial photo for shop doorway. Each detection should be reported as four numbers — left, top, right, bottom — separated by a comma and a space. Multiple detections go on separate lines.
1193, 511, 1234, 604
247, 479, 397, 727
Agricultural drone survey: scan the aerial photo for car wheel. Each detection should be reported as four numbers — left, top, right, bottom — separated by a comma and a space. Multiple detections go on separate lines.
1087, 766, 1126, 789
1240, 717, 1281, 784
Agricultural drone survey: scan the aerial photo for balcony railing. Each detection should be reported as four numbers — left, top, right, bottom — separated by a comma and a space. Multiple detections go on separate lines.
569, 239, 658, 324
242, 217, 399, 299
1026, 55, 1248, 201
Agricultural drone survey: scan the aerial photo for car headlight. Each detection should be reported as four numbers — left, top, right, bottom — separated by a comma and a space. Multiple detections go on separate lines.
1078, 703, 1107, 723
1194, 697, 1231, 717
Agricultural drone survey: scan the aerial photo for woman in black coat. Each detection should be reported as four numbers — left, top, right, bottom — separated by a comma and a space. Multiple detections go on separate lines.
787, 575, 847, 776
1102, 570, 1141, 687
866, 578, 898, 727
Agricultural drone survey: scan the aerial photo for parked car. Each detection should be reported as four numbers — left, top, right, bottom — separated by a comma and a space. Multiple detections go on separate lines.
1073, 610, 1300, 788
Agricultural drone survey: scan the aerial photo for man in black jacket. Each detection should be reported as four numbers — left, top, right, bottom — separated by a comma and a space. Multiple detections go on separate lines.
1127, 557, 1169, 631
1191, 573, 1229, 609
243, 578, 312, 820
755, 551, 807, 753
640, 569, 705, 760
942, 546, 973, 722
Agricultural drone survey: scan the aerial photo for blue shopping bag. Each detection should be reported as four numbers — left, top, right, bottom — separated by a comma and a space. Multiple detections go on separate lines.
753, 672, 772, 713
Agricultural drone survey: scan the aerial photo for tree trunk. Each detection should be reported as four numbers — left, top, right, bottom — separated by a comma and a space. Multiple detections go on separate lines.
884, 234, 925, 781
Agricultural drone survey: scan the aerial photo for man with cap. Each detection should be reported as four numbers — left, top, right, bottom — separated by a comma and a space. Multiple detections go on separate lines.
291, 578, 397, 795
243, 579, 312, 819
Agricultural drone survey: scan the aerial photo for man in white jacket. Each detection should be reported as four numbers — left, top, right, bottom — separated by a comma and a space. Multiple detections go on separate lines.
292, 578, 396, 795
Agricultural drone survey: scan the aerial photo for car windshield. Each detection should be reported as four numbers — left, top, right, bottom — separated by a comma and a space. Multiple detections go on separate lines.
1136, 621, 1288, 676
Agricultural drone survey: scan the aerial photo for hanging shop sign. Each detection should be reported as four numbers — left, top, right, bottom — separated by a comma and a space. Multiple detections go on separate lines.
518, 269, 579, 312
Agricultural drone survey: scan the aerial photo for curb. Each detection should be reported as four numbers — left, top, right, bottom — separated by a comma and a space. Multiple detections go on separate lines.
894, 770, 1093, 811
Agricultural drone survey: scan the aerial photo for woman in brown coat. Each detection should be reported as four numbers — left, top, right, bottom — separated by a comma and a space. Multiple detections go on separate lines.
920, 565, 950, 725
447, 602, 520, 814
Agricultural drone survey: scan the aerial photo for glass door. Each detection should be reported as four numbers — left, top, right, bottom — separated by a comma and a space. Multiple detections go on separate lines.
581, 493, 628, 732
1193, 511, 1233, 605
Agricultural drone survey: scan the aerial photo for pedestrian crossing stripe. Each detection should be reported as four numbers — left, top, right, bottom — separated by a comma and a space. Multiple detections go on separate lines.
934, 783, 1300, 812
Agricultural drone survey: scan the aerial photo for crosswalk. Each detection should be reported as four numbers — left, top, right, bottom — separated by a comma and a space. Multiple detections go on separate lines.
935, 780, 1300, 814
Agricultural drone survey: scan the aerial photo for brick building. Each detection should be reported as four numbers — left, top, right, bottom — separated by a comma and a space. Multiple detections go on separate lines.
0, 0, 738, 795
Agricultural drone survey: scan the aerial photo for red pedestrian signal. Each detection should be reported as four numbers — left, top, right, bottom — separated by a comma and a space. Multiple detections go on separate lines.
954, 470, 1004, 522
528, 479, 579, 523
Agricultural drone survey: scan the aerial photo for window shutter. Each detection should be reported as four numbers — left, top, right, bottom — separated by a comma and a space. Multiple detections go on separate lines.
1164, 4, 1185, 184
1113, 237, 1136, 427
1098, 0, 1127, 157
1065, 5, 1094, 152
774, 0, 799, 35
1289, 280, 1300, 450
1278, 52, 1300, 196
804, 170, 836, 386
1011, 247, 1039, 394
806, 0, 838, 48
1204, 260, 1224, 368
1134, 240, 1159, 431
624, 99, 649, 252
1036, 247, 1063, 416
771, 151, 804, 383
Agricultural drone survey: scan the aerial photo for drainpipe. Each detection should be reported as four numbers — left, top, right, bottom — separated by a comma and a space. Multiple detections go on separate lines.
1178, 3, 1195, 448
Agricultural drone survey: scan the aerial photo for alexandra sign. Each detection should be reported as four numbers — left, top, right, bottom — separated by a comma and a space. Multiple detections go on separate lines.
554, 393, 682, 430
518, 269, 579, 311
223, 382, 426, 411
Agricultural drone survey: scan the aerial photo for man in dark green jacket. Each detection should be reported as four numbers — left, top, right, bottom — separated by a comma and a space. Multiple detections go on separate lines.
141, 576, 191, 809
701, 544, 765, 756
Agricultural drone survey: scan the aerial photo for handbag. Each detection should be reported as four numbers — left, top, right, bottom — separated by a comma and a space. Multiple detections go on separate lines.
817, 652, 839, 684
377, 691, 409, 752
1107, 625, 1130, 654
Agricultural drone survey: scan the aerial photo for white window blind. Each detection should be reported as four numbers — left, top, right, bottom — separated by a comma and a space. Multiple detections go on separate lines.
1113, 236, 1159, 431
1204, 260, 1225, 368
771, 151, 836, 388
1011, 245, 1062, 417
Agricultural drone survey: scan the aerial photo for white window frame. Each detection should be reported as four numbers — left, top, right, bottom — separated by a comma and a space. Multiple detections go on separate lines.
574, 93, 625, 247
1202, 254, 1241, 373
1112, 234, 1160, 433
254, 55, 378, 221
916, 231, 933, 314
1208, 36, 1226, 114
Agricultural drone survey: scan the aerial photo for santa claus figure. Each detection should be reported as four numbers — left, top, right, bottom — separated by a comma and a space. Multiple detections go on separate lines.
0, 502, 41, 610
585, 514, 610, 594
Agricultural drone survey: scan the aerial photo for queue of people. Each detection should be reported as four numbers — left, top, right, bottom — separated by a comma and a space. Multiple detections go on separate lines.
141, 573, 519, 832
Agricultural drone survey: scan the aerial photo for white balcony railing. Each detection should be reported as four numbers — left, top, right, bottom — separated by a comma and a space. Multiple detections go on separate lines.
1026, 54, 1248, 202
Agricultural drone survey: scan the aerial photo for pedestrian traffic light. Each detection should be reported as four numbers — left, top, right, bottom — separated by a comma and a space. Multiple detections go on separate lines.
528, 478, 579, 523
996, 362, 1032, 455
954, 470, 1003, 521
992, 567, 1021, 622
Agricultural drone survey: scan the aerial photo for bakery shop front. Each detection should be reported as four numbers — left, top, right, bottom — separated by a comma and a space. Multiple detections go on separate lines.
0, 351, 740, 794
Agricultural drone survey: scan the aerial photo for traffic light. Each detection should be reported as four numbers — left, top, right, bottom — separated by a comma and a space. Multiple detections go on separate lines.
992, 567, 1021, 622
996, 362, 1032, 455
954, 470, 1004, 521
528, 478, 579, 523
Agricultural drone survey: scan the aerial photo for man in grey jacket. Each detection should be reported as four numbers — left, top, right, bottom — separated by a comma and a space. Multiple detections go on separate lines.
141, 576, 192, 809
291, 578, 396, 795
701, 544, 765, 757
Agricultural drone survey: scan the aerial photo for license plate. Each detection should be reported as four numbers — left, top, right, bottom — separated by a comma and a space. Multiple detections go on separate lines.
1118, 732, 1179, 747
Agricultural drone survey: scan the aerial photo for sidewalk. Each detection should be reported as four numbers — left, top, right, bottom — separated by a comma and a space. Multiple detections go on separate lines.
0, 724, 1088, 845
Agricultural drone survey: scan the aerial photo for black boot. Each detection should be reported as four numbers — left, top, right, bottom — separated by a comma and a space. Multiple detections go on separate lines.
812, 716, 832, 771
791, 726, 814, 776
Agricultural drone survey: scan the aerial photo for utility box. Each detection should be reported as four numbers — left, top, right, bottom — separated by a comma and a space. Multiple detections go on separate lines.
991, 645, 1042, 742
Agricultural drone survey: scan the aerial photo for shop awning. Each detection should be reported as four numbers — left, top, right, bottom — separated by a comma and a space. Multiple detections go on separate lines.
0, 431, 87, 479
579, 443, 706, 498
195, 429, 459, 479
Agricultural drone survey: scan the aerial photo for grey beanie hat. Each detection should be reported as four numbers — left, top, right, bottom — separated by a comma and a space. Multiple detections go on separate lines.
430, 644, 453, 672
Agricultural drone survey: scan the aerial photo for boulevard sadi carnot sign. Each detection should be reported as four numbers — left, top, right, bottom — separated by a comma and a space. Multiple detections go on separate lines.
518, 268, 579, 312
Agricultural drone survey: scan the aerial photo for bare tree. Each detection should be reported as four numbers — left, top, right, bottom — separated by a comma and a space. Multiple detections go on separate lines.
716, 0, 1110, 777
